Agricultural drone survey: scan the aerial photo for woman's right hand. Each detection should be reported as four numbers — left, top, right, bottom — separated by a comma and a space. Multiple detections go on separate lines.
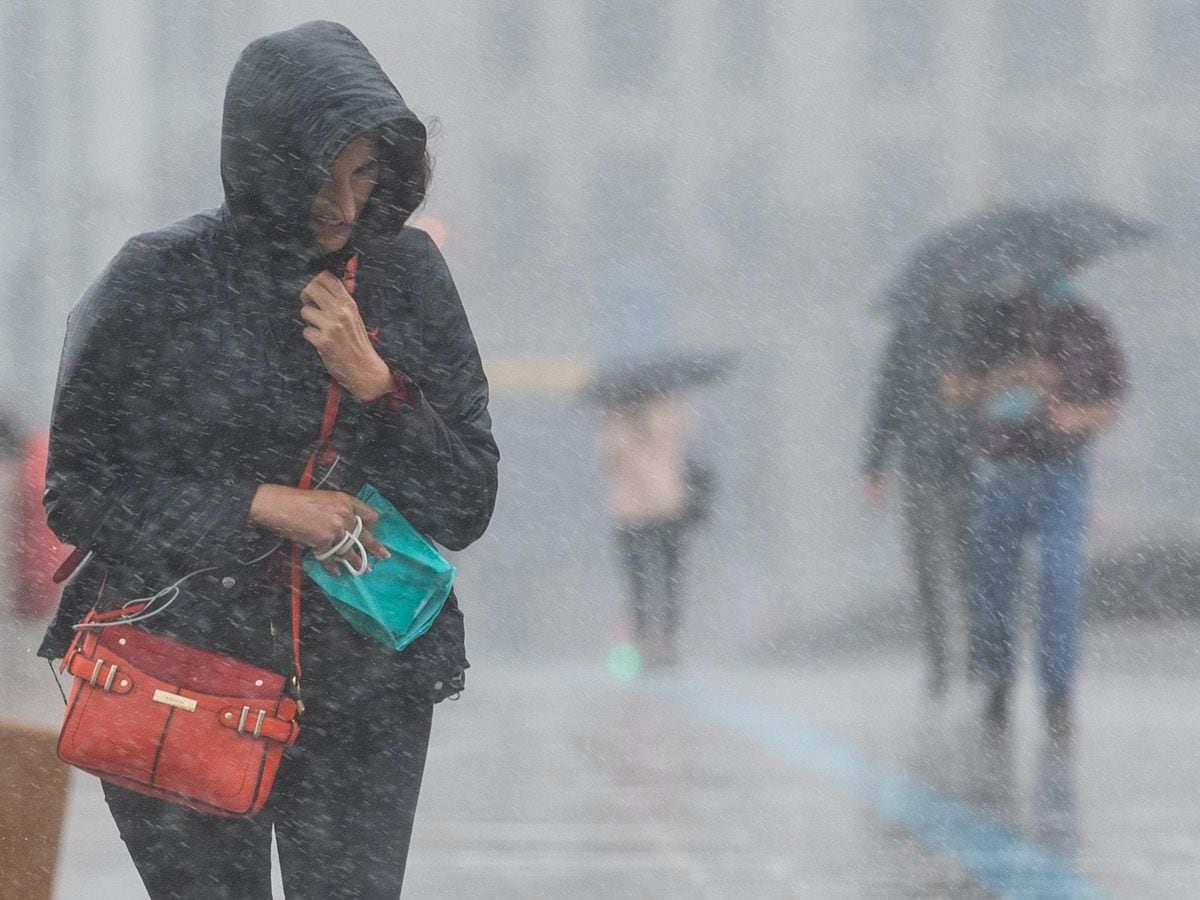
248, 484, 390, 575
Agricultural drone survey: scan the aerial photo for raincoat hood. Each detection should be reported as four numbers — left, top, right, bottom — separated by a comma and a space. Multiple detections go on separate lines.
220, 21, 427, 256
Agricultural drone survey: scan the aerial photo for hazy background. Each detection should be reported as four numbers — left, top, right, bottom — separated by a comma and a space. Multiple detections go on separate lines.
4, 0, 1200, 665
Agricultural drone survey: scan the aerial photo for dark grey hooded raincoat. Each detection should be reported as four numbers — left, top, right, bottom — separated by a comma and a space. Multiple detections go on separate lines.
39, 21, 498, 704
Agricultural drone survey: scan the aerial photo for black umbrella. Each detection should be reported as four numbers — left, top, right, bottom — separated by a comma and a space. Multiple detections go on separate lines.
883, 199, 1158, 314
583, 349, 738, 408
1036, 198, 1159, 265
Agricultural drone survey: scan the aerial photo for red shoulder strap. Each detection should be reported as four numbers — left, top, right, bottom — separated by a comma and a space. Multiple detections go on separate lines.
288, 252, 358, 703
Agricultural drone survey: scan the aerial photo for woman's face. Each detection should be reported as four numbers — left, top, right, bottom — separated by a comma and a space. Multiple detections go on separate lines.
310, 134, 381, 254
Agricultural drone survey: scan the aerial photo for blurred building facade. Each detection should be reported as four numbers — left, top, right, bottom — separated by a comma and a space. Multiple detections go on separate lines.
5, 1, 1200, 648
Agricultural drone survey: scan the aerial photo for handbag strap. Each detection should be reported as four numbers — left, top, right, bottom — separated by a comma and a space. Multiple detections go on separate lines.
287, 252, 359, 708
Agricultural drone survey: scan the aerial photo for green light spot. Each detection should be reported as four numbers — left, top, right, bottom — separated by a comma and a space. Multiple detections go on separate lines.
607, 643, 641, 681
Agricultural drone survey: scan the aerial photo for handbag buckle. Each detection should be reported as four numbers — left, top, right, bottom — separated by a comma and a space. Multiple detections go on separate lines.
235, 707, 269, 739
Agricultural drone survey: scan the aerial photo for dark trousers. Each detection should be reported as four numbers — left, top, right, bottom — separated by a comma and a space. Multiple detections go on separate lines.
616, 519, 684, 664
901, 472, 971, 683
103, 689, 434, 899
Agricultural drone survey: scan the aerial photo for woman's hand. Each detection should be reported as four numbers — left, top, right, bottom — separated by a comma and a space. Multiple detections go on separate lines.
248, 484, 390, 575
941, 370, 988, 408
300, 271, 393, 402
1044, 400, 1121, 437
944, 356, 1061, 409
863, 473, 888, 508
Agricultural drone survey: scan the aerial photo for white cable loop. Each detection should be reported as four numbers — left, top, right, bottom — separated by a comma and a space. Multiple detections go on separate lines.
73, 565, 218, 630
336, 531, 369, 577
313, 515, 363, 562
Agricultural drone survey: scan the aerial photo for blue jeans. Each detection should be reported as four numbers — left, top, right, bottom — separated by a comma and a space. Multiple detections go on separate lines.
968, 455, 1091, 700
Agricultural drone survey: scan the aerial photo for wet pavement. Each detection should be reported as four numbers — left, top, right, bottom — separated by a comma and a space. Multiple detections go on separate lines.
4, 617, 1199, 898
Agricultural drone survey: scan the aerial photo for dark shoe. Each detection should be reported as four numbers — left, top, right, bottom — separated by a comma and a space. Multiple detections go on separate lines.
1045, 694, 1074, 744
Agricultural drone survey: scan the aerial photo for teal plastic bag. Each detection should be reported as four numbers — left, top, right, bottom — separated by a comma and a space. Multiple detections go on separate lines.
986, 386, 1044, 424
302, 483, 456, 652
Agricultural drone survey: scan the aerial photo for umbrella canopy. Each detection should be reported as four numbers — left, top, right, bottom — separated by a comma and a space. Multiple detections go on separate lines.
883, 199, 1158, 315
583, 349, 738, 408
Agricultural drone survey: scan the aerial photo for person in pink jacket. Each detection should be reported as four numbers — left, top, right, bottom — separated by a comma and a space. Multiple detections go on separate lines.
601, 392, 696, 668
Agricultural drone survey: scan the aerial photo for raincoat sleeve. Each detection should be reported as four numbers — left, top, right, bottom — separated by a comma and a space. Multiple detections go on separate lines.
862, 326, 908, 475
1060, 307, 1127, 405
358, 233, 499, 551
43, 240, 260, 567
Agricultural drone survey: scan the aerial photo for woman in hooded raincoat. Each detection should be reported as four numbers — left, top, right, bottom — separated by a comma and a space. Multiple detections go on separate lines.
38, 22, 498, 897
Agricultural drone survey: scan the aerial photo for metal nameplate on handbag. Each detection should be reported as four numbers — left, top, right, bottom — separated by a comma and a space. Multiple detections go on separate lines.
152, 689, 198, 712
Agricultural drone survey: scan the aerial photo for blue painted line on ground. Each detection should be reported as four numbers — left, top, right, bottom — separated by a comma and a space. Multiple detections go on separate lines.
631, 676, 1107, 900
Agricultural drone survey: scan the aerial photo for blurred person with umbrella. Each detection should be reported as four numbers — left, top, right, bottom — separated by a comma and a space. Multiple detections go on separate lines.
943, 269, 1127, 738
862, 287, 972, 699
589, 351, 730, 669
873, 198, 1149, 718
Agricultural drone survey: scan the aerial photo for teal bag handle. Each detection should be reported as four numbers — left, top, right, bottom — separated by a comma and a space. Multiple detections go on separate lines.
302, 483, 456, 652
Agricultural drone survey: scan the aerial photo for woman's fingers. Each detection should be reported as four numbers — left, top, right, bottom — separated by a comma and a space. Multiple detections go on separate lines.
301, 272, 352, 312
359, 527, 390, 561
351, 504, 392, 561
256, 485, 390, 575
317, 512, 389, 576
350, 497, 380, 528
338, 547, 368, 576
300, 305, 328, 348
336, 521, 388, 573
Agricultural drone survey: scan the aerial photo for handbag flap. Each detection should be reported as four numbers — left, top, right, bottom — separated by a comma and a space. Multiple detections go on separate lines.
87, 625, 288, 699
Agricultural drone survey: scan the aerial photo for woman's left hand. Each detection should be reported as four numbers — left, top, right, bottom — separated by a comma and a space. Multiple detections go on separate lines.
300, 271, 393, 401
1044, 399, 1121, 436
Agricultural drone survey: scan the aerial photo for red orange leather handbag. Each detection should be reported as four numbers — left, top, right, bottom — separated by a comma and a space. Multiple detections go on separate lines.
54, 257, 359, 818
57, 607, 301, 817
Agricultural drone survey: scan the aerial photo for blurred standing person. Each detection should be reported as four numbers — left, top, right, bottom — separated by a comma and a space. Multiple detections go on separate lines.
37, 22, 497, 897
0, 411, 19, 459
0, 411, 21, 616
601, 390, 696, 669
943, 273, 1125, 737
14, 428, 70, 622
862, 294, 972, 698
